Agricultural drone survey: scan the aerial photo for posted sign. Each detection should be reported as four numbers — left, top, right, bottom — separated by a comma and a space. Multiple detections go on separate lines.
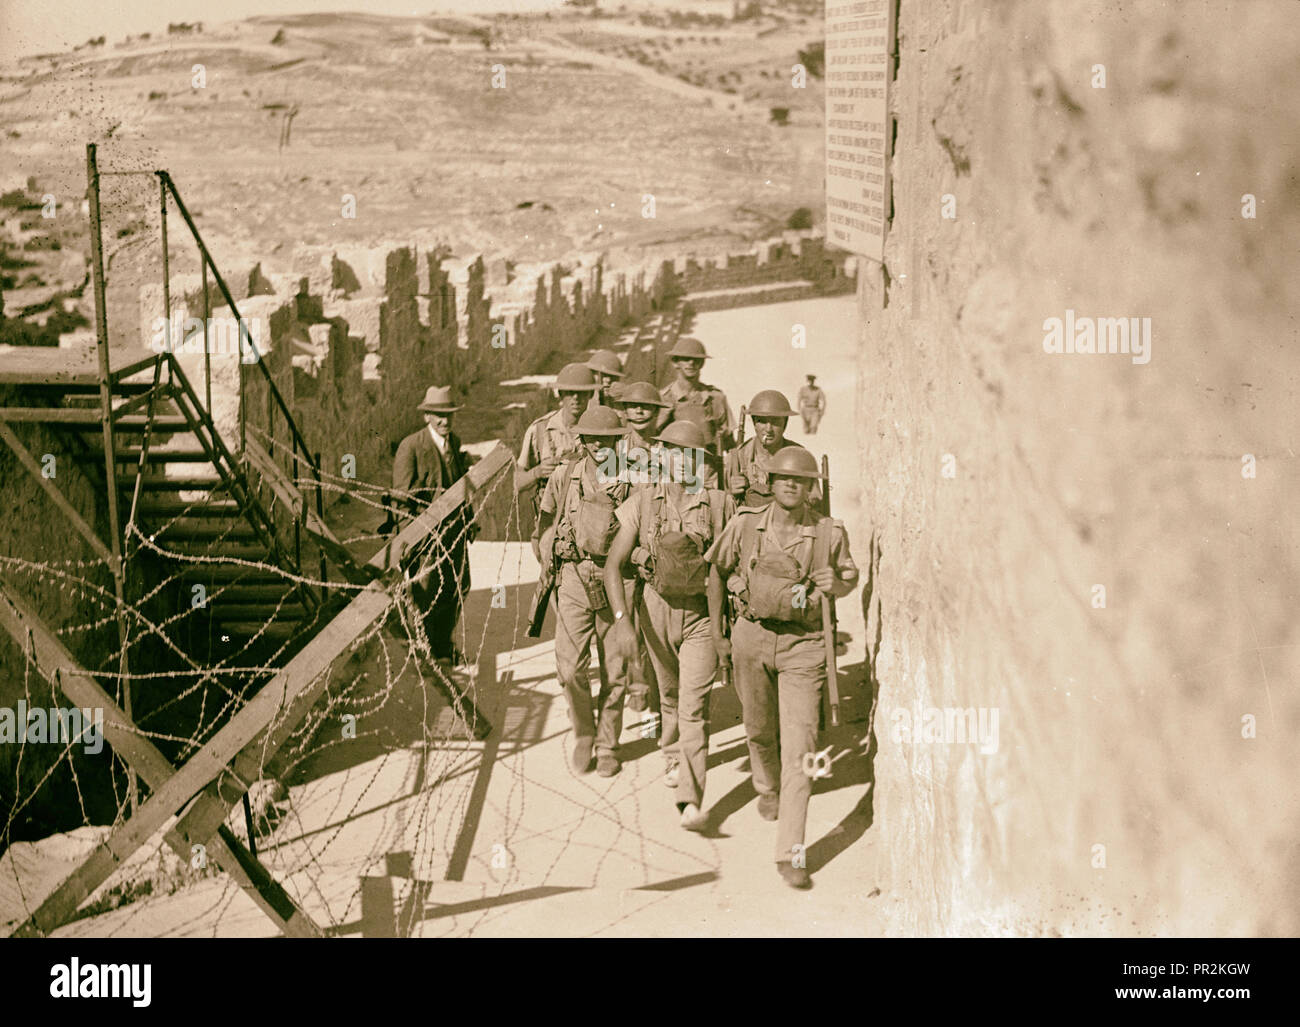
825, 0, 893, 261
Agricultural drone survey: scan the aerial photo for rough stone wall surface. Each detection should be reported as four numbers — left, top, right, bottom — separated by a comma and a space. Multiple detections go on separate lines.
862, 0, 1299, 935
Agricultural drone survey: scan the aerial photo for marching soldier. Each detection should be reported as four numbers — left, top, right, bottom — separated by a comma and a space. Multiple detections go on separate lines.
797, 374, 826, 435
515, 362, 598, 509
392, 385, 475, 666
704, 446, 858, 888
605, 420, 736, 831
657, 337, 736, 456
727, 390, 817, 509
534, 405, 633, 777
608, 380, 669, 714
613, 380, 668, 479
586, 349, 626, 408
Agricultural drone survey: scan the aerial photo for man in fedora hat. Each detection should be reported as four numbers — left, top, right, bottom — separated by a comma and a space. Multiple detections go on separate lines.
797, 374, 826, 435
393, 385, 475, 665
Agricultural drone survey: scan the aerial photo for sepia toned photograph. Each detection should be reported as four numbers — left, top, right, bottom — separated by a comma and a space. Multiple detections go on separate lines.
0, 0, 1294, 979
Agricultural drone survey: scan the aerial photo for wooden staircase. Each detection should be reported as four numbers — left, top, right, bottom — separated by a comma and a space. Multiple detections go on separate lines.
0, 347, 366, 656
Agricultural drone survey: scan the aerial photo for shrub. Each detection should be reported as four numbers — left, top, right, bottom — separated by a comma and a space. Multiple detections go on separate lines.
787, 207, 813, 229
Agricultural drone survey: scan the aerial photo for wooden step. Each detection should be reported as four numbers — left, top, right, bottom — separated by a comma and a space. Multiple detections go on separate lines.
69, 415, 192, 432
206, 583, 299, 602
175, 564, 293, 583
153, 519, 259, 540
101, 448, 216, 463
218, 621, 307, 640
136, 497, 241, 517
209, 604, 307, 622
152, 543, 273, 562
117, 473, 226, 491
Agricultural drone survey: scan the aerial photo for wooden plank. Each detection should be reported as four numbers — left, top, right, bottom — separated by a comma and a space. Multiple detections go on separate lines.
13, 444, 513, 932
0, 580, 321, 938
0, 407, 101, 423
0, 346, 102, 386
0, 420, 116, 568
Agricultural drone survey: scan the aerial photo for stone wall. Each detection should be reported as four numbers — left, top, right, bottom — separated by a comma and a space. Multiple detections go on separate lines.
678, 233, 857, 296
859, 0, 1299, 935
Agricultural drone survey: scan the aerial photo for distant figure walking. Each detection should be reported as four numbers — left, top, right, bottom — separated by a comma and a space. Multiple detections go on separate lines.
797, 374, 825, 434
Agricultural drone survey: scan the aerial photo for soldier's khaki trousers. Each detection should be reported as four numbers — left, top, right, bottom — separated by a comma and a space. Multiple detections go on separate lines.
554, 562, 627, 757
732, 616, 825, 863
637, 586, 717, 809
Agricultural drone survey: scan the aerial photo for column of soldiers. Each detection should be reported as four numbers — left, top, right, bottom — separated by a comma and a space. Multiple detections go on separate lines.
521, 341, 859, 889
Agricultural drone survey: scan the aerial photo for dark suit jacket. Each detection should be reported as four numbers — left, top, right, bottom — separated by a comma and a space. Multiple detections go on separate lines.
392, 426, 473, 603
393, 426, 470, 515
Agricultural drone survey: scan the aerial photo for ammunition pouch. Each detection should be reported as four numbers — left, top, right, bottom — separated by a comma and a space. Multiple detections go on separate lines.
578, 562, 608, 611
573, 490, 618, 559
744, 552, 808, 623
649, 530, 709, 599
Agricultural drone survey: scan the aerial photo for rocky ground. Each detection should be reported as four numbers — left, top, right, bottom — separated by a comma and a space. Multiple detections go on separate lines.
0, 6, 826, 350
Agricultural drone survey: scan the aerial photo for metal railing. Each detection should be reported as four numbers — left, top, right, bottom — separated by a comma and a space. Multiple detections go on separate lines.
155, 170, 329, 589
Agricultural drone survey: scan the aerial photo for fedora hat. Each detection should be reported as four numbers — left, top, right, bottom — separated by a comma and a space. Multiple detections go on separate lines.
417, 385, 461, 413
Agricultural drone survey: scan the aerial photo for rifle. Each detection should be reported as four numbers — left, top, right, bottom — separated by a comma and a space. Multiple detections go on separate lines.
736, 404, 747, 449
526, 552, 557, 638
818, 453, 840, 727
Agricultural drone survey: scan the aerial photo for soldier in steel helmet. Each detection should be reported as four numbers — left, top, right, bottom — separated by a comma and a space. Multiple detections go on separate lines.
533, 405, 634, 777
657, 336, 735, 456
516, 363, 598, 512
586, 349, 626, 409
727, 389, 819, 509
704, 445, 858, 888
797, 374, 826, 435
604, 419, 736, 831
613, 380, 668, 461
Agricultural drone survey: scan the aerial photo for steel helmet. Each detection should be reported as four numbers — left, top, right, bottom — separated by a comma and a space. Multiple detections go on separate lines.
616, 380, 670, 408
747, 389, 798, 418
667, 337, 708, 360
555, 362, 598, 392
655, 419, 711, 450
576, 405, 629, 437
767, 445, 823, 479
586, 349, 625, 378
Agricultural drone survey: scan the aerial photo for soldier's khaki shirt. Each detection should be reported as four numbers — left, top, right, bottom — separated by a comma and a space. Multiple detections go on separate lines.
725, 437, 820, 507
538, 453, 631, 561
798, 385, 826, 412
614, 480, 735, 548
518, 409, 581, 473
704, 503, 858, 619
656, 377, 735, 441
